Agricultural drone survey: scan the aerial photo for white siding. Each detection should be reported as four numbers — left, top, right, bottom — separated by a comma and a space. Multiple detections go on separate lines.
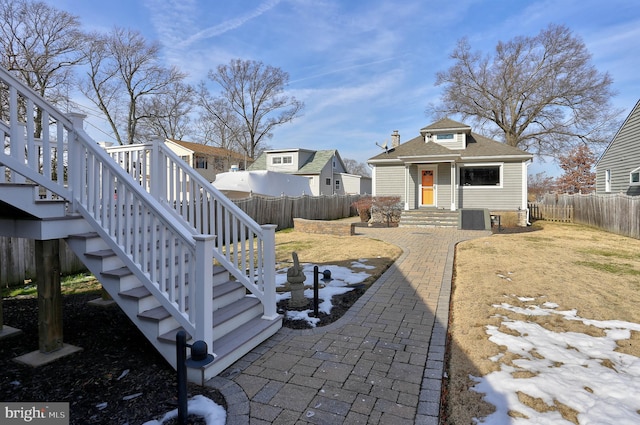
318, 163, 334, 195
340, 174, 365, 194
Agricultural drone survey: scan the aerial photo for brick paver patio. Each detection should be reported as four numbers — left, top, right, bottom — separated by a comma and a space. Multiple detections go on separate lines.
207, 226, 489, 424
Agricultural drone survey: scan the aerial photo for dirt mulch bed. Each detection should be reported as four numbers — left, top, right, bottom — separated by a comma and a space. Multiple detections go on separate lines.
0, 293, 225, 425
278, 285, 366, 329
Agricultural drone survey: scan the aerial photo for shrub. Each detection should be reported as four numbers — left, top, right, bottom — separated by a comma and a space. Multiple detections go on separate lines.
371, 196, 402, 227
351, 196, 373, 222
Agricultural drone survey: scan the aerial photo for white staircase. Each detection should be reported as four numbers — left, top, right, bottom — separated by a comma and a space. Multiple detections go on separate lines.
0, 66, 281, 384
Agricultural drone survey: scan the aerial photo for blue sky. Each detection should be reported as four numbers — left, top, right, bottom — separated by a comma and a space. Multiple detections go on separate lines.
47, 0, 640, 176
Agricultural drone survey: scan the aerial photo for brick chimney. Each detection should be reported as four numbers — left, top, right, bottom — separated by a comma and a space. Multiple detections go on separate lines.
391, 130, 400, 148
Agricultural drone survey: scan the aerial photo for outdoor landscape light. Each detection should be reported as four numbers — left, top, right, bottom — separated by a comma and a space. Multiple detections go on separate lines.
176, 330, 215, 425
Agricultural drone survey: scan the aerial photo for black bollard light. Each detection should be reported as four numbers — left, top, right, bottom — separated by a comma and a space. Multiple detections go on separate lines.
176, 330, 215, 425
312, 267, 333, 317
313, 266, 319, 317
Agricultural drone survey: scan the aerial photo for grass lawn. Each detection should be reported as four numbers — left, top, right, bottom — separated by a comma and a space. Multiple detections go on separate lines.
444, 221, 640, 424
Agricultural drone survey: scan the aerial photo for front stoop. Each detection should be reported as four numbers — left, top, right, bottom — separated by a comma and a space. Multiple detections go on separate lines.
399, 209, 460, 228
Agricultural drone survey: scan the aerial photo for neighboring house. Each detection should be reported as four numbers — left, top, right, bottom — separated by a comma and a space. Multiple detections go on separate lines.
595, 100, 640, 195
165, 139, 249, 182
212, 170, 312, 199
368, 119, 533, 222
248, 148, 372, 196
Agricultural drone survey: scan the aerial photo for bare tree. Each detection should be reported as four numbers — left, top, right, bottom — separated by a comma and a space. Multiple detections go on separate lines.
0, 0, 85, 109
196, 83, 245, 150
556, 144, 596, 194
343, 158, 371, 177
138, 80, 195, 141
203, 59, 303, 159
528, 171, 557, 201
80, 28, 186, 145
431, 24, 621, 158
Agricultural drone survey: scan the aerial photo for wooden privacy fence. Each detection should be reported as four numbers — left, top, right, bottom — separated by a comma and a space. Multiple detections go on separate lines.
528, 203, 573, 222
233, 193, 360, 230
538, 193, 640, 240
1, 194, 360, 287
0, 238, 86, 288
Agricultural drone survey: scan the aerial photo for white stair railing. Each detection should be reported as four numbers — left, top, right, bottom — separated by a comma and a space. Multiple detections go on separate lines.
105, 141, 278, 320
0, 66, 215, 345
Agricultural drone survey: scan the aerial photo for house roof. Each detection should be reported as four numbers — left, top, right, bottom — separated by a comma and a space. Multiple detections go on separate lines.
249, 149, 345, 175
297, 150, 338, 174
368, 131, 532, 163
167, 139, 247, 160
420, 118, 471, 133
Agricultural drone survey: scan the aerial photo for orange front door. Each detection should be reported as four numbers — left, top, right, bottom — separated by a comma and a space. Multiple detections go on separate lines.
421, 170, 434, 205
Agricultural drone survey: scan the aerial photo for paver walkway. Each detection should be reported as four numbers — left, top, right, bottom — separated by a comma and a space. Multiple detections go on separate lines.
207, 226, 490, 424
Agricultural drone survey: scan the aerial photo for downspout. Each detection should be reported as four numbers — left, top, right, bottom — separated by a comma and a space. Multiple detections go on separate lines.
525, 159, 532, 225
450, 162, 456, 211
404, 164, 409, 210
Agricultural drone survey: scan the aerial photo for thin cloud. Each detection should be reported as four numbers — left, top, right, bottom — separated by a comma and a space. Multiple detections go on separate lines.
179, 0, 283, 47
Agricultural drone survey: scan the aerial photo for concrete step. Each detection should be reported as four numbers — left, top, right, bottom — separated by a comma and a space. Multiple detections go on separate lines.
399, 209, 459, 228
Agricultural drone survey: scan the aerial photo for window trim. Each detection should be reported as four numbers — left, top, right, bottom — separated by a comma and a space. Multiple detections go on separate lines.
630, 167, 640, 186
436, 133, 454, 140
458, 162, 503, 188
271, 155, 292, 165
195, 155, 207, 169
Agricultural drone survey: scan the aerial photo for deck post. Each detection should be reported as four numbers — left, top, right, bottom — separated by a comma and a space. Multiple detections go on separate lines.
261, 224, 278, 319
194, 235, 215, 347
35, 239, 64, 353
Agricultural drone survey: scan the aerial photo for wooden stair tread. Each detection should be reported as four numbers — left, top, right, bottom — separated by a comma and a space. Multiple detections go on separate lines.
102, 267, 133, 278
138, 305, 171, 321
84, 249, 115, 259
211, 316, 281, 360
214, 281, 244, 297
119, 286, 150, 299
68, 232, 100, 240
119, 280, 239, 301
213, 296, 260, 325
158, 328, 191, 343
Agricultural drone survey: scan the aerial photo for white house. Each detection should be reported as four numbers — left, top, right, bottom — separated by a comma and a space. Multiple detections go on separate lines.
248, 148, 371, 196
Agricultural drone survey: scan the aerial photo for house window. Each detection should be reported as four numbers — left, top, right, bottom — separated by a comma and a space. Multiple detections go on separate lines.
335, 180, 340, 190
460, 165, 501, 186
271, 156, 292, 165
195, 156, 207, 169
181, 155, 189, 163
437, 133, 454, 140
630, 167, 640, 185
605, 169, 611, 192
326, 178, 331, 185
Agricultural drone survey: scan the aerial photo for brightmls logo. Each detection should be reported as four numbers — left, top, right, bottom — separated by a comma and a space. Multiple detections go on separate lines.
1, 403, 69, 424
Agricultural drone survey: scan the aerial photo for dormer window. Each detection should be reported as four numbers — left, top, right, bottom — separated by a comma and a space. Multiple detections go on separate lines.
271, 155, 292, 165
437, 133, 454, 140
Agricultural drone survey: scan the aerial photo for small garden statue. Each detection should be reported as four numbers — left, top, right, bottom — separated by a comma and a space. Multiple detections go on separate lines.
287, 252, 307, 308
